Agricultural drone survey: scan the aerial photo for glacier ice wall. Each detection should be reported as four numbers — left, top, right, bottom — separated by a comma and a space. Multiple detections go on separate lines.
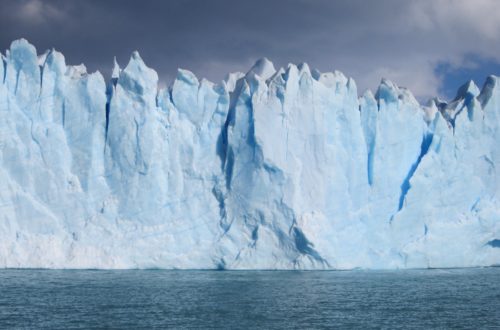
0, 39, 499, 269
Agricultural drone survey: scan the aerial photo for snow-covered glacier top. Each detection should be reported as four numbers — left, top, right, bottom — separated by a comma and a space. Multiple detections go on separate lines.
0, 39, 499, 269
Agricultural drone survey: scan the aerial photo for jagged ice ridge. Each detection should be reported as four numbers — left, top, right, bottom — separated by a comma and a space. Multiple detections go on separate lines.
0, 39, 499, 269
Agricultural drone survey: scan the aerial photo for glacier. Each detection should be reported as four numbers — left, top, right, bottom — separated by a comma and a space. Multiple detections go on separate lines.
0, 38, 499, 269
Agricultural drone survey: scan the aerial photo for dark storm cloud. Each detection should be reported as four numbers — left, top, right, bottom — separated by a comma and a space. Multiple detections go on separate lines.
1, 0, 500, 100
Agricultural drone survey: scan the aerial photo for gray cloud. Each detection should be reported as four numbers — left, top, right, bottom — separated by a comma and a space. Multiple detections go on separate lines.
1, 0, 499, 100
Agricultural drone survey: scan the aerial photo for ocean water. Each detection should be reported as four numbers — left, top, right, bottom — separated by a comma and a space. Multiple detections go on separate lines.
0, 268, 499, 329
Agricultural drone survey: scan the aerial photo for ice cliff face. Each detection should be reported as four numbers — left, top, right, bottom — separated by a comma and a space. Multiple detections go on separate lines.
0, 39, 499, 269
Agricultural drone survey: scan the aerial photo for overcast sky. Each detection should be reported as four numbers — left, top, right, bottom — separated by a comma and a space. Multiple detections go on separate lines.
1, 0, 500, 101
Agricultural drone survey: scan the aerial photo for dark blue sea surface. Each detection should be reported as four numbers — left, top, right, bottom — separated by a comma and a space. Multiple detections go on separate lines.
0, 268, 499, 329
